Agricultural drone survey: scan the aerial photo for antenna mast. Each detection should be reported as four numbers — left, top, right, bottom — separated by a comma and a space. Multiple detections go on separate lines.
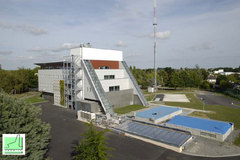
153, 0, 157, 91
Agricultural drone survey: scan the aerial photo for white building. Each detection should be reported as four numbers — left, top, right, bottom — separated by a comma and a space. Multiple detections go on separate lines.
213, 69, 239, 76
36, 46, 148, 115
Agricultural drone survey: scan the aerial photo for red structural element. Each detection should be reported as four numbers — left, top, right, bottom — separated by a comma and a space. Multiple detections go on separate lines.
90, 60, 119, 69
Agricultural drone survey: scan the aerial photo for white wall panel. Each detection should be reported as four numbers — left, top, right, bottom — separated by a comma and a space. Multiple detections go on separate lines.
70, 47, 123, 61
95, 69, 125, 80
100, 79, 130, 92
38, 69, 63, 93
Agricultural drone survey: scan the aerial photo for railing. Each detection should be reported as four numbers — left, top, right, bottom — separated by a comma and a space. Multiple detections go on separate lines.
121, 61, 148, 106
83, 60, 114, 115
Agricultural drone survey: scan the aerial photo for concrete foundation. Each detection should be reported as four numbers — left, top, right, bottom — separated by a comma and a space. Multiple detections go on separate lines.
106, 89, 134, 108
77, 100, 101, 113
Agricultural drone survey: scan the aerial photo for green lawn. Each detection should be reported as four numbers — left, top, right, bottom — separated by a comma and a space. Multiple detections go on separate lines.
24, 94, 47, 104
114, 105, 146, 114
144, 93, 156, 101
11, 92, 47, 104
165, 93, 203, 110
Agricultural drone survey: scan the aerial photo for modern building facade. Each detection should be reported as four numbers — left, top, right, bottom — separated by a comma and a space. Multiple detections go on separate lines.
36, 46, 148, 115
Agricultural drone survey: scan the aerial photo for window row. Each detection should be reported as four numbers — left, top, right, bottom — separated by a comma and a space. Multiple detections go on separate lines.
99, 66, 110, 69
104, 75, 115, 80
109, 86, 120, 92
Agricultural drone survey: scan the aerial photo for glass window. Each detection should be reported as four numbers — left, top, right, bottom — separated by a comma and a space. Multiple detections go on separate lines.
115, 86, 120, 91
104, 75, 115, 80
109, 86, 114, 92
99, 66, 110, 69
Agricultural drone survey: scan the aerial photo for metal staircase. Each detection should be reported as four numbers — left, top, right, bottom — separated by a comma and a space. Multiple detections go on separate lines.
63, 55, 82, 110
82, 60, 114, 115
122, 61, 148, 106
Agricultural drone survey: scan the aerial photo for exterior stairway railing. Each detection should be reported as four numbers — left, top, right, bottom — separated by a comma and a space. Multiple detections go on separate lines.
122, 61, 148, 106
83, 60, 114, 115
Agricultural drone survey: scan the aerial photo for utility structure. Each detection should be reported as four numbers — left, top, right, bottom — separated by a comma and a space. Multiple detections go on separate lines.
153, 0, 157, 91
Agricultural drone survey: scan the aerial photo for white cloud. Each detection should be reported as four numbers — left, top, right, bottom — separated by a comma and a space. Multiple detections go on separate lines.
124, 53, 140, 58
27, 43, 80, 53
115, 40, 127, 47
0, 50, 12, 55
0, 21, 48, 35
188, 43, 214, 51
140, 30, 171, 39
156, 31, 171, 39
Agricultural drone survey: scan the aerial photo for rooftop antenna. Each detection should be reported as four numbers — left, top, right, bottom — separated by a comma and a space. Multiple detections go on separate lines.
153, 0, 157, 91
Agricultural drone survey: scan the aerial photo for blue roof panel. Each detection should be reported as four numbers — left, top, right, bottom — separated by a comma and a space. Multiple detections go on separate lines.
136, 106, 181, 120
166, 116, 233, 134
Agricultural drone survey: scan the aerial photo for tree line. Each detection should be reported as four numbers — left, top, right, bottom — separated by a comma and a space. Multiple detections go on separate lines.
0, 67, 39, 94
130, 65, 209, 89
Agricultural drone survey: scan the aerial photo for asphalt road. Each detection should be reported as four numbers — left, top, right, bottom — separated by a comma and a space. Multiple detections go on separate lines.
196, 91, 240, 109
39, 102, 240, 160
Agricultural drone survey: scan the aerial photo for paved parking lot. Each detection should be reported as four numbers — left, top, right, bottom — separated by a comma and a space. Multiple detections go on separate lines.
39, 102, 240, 160
196, 91, 240, 109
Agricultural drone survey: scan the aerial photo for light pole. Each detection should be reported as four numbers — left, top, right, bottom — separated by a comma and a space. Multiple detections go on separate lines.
201, 97, 205, 110
153, 0, 157, 92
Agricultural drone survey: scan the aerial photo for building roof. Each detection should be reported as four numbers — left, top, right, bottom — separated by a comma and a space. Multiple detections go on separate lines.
35, 61, 63, 66
136, 106, 181, 120
166, 116, 233, 134
35, 61, 68, 69
114, 120, 192, 147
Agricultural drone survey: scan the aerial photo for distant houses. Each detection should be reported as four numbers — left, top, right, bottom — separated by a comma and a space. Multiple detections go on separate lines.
207, 75, 217, 84
213, 69, 240, 76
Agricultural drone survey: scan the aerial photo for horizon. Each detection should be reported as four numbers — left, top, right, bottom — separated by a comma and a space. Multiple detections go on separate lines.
0, 0, 240, 70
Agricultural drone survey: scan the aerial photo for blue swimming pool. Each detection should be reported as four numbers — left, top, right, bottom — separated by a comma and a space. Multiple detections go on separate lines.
166, 116, 233, 134
136, 106, 181, 120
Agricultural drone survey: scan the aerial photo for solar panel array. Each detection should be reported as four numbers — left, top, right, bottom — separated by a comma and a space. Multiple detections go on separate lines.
115, 120, 192, 147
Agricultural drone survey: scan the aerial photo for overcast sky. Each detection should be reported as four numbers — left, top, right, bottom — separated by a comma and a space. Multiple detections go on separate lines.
0, 0, 240, 70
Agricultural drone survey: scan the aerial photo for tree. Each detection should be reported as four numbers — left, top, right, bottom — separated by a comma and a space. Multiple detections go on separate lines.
200, 80, 210, 90
216, 75, 228, 85
0, 92, 51, 160
74, 121, 112, 160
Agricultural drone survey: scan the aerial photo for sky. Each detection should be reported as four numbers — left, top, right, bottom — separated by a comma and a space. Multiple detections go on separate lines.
0, 0, 240, 70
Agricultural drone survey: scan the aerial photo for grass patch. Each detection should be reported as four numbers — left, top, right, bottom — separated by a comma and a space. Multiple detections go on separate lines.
165, 93, 203, 110
234, 134, 240, 146
144, 93, 156, 101
11, 91, 39, 98
189, 111, 210, 119
114, 105, 146, 114
24, 94, 47, 104
11, 92, 47, 104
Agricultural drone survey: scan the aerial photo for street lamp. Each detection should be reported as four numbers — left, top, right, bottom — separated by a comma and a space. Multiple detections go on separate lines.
200, 97, 205, 110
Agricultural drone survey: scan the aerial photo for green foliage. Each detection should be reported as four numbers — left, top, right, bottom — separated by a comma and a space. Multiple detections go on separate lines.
234, 134, 240, 146
216, 75, 228, 85
60, 80, 64, 106
130, 66, 206, 89
200, 80, 211, 90
0, 67, 39, 94
74, 121, 112, 160
0, 92, 51, 160
114, 105, 146, 114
